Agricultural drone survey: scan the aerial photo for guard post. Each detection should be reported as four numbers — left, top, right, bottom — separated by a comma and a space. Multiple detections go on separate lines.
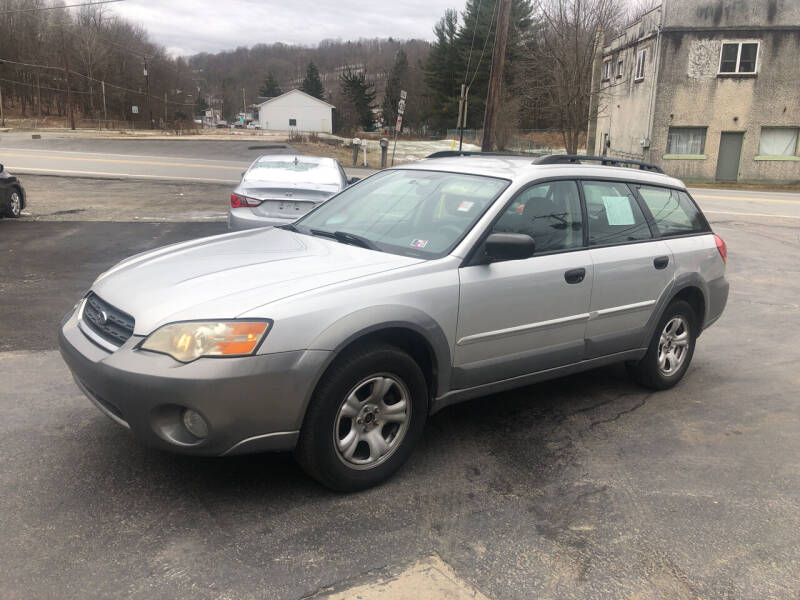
380, 138, 389, 169
352, 138, 361, 167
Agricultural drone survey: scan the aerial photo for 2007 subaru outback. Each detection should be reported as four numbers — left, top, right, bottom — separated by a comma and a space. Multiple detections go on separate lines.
59, 153, 728, 491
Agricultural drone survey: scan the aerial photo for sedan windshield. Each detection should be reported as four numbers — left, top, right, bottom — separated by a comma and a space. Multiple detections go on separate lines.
293, 169, 509, 258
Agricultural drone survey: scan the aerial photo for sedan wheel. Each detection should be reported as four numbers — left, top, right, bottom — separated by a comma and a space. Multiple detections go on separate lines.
657, 316, 690, 376
6, 191, 22, 217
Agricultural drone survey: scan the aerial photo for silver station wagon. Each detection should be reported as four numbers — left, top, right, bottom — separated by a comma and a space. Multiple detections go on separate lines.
59, 153, 728, 491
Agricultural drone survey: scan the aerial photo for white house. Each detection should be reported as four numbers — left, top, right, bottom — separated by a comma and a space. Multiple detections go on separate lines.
255, 89, 334, 134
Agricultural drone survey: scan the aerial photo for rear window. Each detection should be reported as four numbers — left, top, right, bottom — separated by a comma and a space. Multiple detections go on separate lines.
245, 158, 340, 185
636, 186, 708, 236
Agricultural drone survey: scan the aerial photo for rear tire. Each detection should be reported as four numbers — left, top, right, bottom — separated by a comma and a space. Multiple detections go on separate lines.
3, 189, 22, 218
627, 299, 697, 390
294, 342, 428, 492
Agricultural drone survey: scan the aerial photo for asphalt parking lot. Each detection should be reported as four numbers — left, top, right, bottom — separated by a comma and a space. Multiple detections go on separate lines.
2, 176, 800, 599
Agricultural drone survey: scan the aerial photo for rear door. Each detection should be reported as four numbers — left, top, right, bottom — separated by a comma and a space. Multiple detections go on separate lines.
454, 180, 593, 389
581, 180, 675, 358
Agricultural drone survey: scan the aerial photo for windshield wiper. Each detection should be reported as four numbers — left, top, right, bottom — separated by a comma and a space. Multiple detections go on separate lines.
309, 228, 379, 251
333, 230, 379, 250
277, 223, 298, 232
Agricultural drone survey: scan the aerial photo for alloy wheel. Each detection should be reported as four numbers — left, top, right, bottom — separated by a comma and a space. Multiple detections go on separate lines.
9, 192, 21, 216
657, 315, 690, 376
333, 374, 411, 469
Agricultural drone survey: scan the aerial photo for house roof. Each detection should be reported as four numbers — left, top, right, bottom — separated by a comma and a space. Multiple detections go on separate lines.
255, 88, 335, 110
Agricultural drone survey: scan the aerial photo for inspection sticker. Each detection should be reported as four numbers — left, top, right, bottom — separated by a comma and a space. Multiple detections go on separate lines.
457, 201, 475, 212
411, 239, 429, 248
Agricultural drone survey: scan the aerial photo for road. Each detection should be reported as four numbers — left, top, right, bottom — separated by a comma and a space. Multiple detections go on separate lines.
2, 133, 799, 224
0, 132, 375, 183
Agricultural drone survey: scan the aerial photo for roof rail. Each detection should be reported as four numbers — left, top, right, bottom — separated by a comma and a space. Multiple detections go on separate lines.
534, 154, 664, 173
425, 151, 526, 159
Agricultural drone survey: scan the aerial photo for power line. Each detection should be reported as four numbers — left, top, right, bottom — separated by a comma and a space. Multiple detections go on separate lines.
463, 0, 484, 86
0, 0, 125, 15
0, 76, 90, 95
468, 0, 500, 90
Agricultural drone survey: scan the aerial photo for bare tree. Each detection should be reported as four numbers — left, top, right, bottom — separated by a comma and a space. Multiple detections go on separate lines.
517, 0, 624, 154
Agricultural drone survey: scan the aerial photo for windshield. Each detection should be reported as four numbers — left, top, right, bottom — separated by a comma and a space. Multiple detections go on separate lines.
244, 157, 340, 185
294, 169, 509, 258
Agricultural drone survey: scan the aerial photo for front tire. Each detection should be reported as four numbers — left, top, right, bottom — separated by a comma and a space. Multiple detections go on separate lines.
627, 299, 697, 390
3, 189, 22, 218
294, 342, 428, 491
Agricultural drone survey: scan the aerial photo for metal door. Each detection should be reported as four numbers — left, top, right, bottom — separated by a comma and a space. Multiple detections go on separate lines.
716, 132, 744, 182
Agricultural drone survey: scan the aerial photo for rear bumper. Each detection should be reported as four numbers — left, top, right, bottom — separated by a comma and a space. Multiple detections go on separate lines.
228, 208, 299, 231
58, 306, 331, 456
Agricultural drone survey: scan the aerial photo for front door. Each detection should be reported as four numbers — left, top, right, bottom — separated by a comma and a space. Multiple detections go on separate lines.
716, 132, 744, 182
454, 180, 592, 389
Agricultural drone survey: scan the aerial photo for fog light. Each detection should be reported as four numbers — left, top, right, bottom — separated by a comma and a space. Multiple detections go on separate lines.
182, 409, 208, 439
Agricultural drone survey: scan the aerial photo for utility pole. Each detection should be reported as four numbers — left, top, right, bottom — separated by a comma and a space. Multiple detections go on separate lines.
36, 71, 42, 118
164, 91, 168, 125
481, 0, 511, 152
0, 84, 4, 127
143, 57, 152, 129
101, 80, 107, 122
61, 27, 76, 130
241, 87, 246, 124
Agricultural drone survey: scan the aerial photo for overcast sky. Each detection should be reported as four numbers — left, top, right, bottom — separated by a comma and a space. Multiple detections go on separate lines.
112, 0, 462, 57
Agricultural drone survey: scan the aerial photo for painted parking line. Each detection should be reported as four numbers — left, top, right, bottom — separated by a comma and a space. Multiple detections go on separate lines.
693, 193, 800, 205
703, 209, 800, 220
6, 166, 239, 184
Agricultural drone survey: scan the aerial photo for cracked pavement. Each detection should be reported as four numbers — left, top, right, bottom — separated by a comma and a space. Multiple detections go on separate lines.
2, 177, 800, 599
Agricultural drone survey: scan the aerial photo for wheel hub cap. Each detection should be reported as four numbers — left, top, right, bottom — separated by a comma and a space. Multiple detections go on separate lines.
334, 374, 411, 469
657, 316, 690, 376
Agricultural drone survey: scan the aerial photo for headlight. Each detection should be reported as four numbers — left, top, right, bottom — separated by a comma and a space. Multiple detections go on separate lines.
140, 320, 271, 362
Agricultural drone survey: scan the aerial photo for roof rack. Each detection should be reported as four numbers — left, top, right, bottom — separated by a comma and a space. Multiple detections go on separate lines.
534, 154, 664, 173
425, 151, 526, 159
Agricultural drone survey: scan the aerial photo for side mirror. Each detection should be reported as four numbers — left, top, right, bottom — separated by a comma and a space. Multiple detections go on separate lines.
484, 233, 535, 262
348, 177, 361, 185
0, 163, 4, 172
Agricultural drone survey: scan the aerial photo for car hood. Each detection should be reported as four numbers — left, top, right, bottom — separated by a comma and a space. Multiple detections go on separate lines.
92, 227, 423, 335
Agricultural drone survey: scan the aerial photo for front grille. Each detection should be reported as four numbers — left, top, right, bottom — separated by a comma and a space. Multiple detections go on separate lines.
82, 292, 135, 347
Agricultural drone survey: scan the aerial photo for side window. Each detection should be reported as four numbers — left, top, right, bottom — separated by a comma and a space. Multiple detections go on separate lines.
637, 186, 708, 236
582, 181, 652, 246
491, 180, 583, 253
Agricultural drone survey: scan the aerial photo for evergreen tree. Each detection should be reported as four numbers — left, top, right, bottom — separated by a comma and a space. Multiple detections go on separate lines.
259, 72, 282, 97
340, 69, 377, 131
424, 0, 534, 133
382, 49, 409, 127
195, 96, 209, 114
301, 62, 325, 100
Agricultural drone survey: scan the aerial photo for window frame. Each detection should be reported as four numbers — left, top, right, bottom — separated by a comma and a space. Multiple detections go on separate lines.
718, 40, 760, 75
602, 58, 613, 81
665, 126, 708, 156
617, 57, 624, 79
757, 126, 800, 158
631, 184, 712, 238
288, 118, 297, 127
634, 49, 647, 82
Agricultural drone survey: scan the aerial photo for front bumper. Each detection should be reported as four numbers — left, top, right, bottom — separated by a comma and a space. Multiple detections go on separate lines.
58, 306, 331, 456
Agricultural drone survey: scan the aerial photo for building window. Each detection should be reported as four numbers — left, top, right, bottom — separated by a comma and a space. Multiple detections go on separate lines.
635, 49, 647, 81
289, 118, 297, 127
617, 58, 623, 78
759, 127, 799, 156
719, 42, 759, 74
603, 59, 613, 80
666, 127, 707, 155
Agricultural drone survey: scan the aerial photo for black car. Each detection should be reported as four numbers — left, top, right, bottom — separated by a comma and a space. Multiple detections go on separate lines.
0, 163, 25, 218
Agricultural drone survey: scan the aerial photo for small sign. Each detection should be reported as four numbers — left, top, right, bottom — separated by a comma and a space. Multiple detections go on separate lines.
131, 105, 139, 114
397, 99, 406, 115
395, 115, 403, 131
400, 90, 407, 100
205, 110, 212, 117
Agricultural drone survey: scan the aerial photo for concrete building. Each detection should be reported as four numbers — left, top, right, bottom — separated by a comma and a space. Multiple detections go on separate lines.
255, 89, 334, 134
592, 0, 800, 183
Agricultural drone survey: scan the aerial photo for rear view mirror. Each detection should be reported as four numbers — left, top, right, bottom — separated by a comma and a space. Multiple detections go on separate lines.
348, 177, 361, 185
484, 233, 535, 262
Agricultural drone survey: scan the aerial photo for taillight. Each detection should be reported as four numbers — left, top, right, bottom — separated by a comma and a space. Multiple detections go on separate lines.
714, 233, 727, 264
230, 194, 261, 208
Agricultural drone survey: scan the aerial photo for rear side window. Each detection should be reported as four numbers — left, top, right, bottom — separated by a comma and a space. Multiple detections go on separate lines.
582, 181, 652, 246
491, 180, 583, 253
637, 186, 708, 236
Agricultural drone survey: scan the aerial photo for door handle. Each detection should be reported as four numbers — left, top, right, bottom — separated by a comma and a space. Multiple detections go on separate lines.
653, 256, 670, 270
564, 268, 586, 284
